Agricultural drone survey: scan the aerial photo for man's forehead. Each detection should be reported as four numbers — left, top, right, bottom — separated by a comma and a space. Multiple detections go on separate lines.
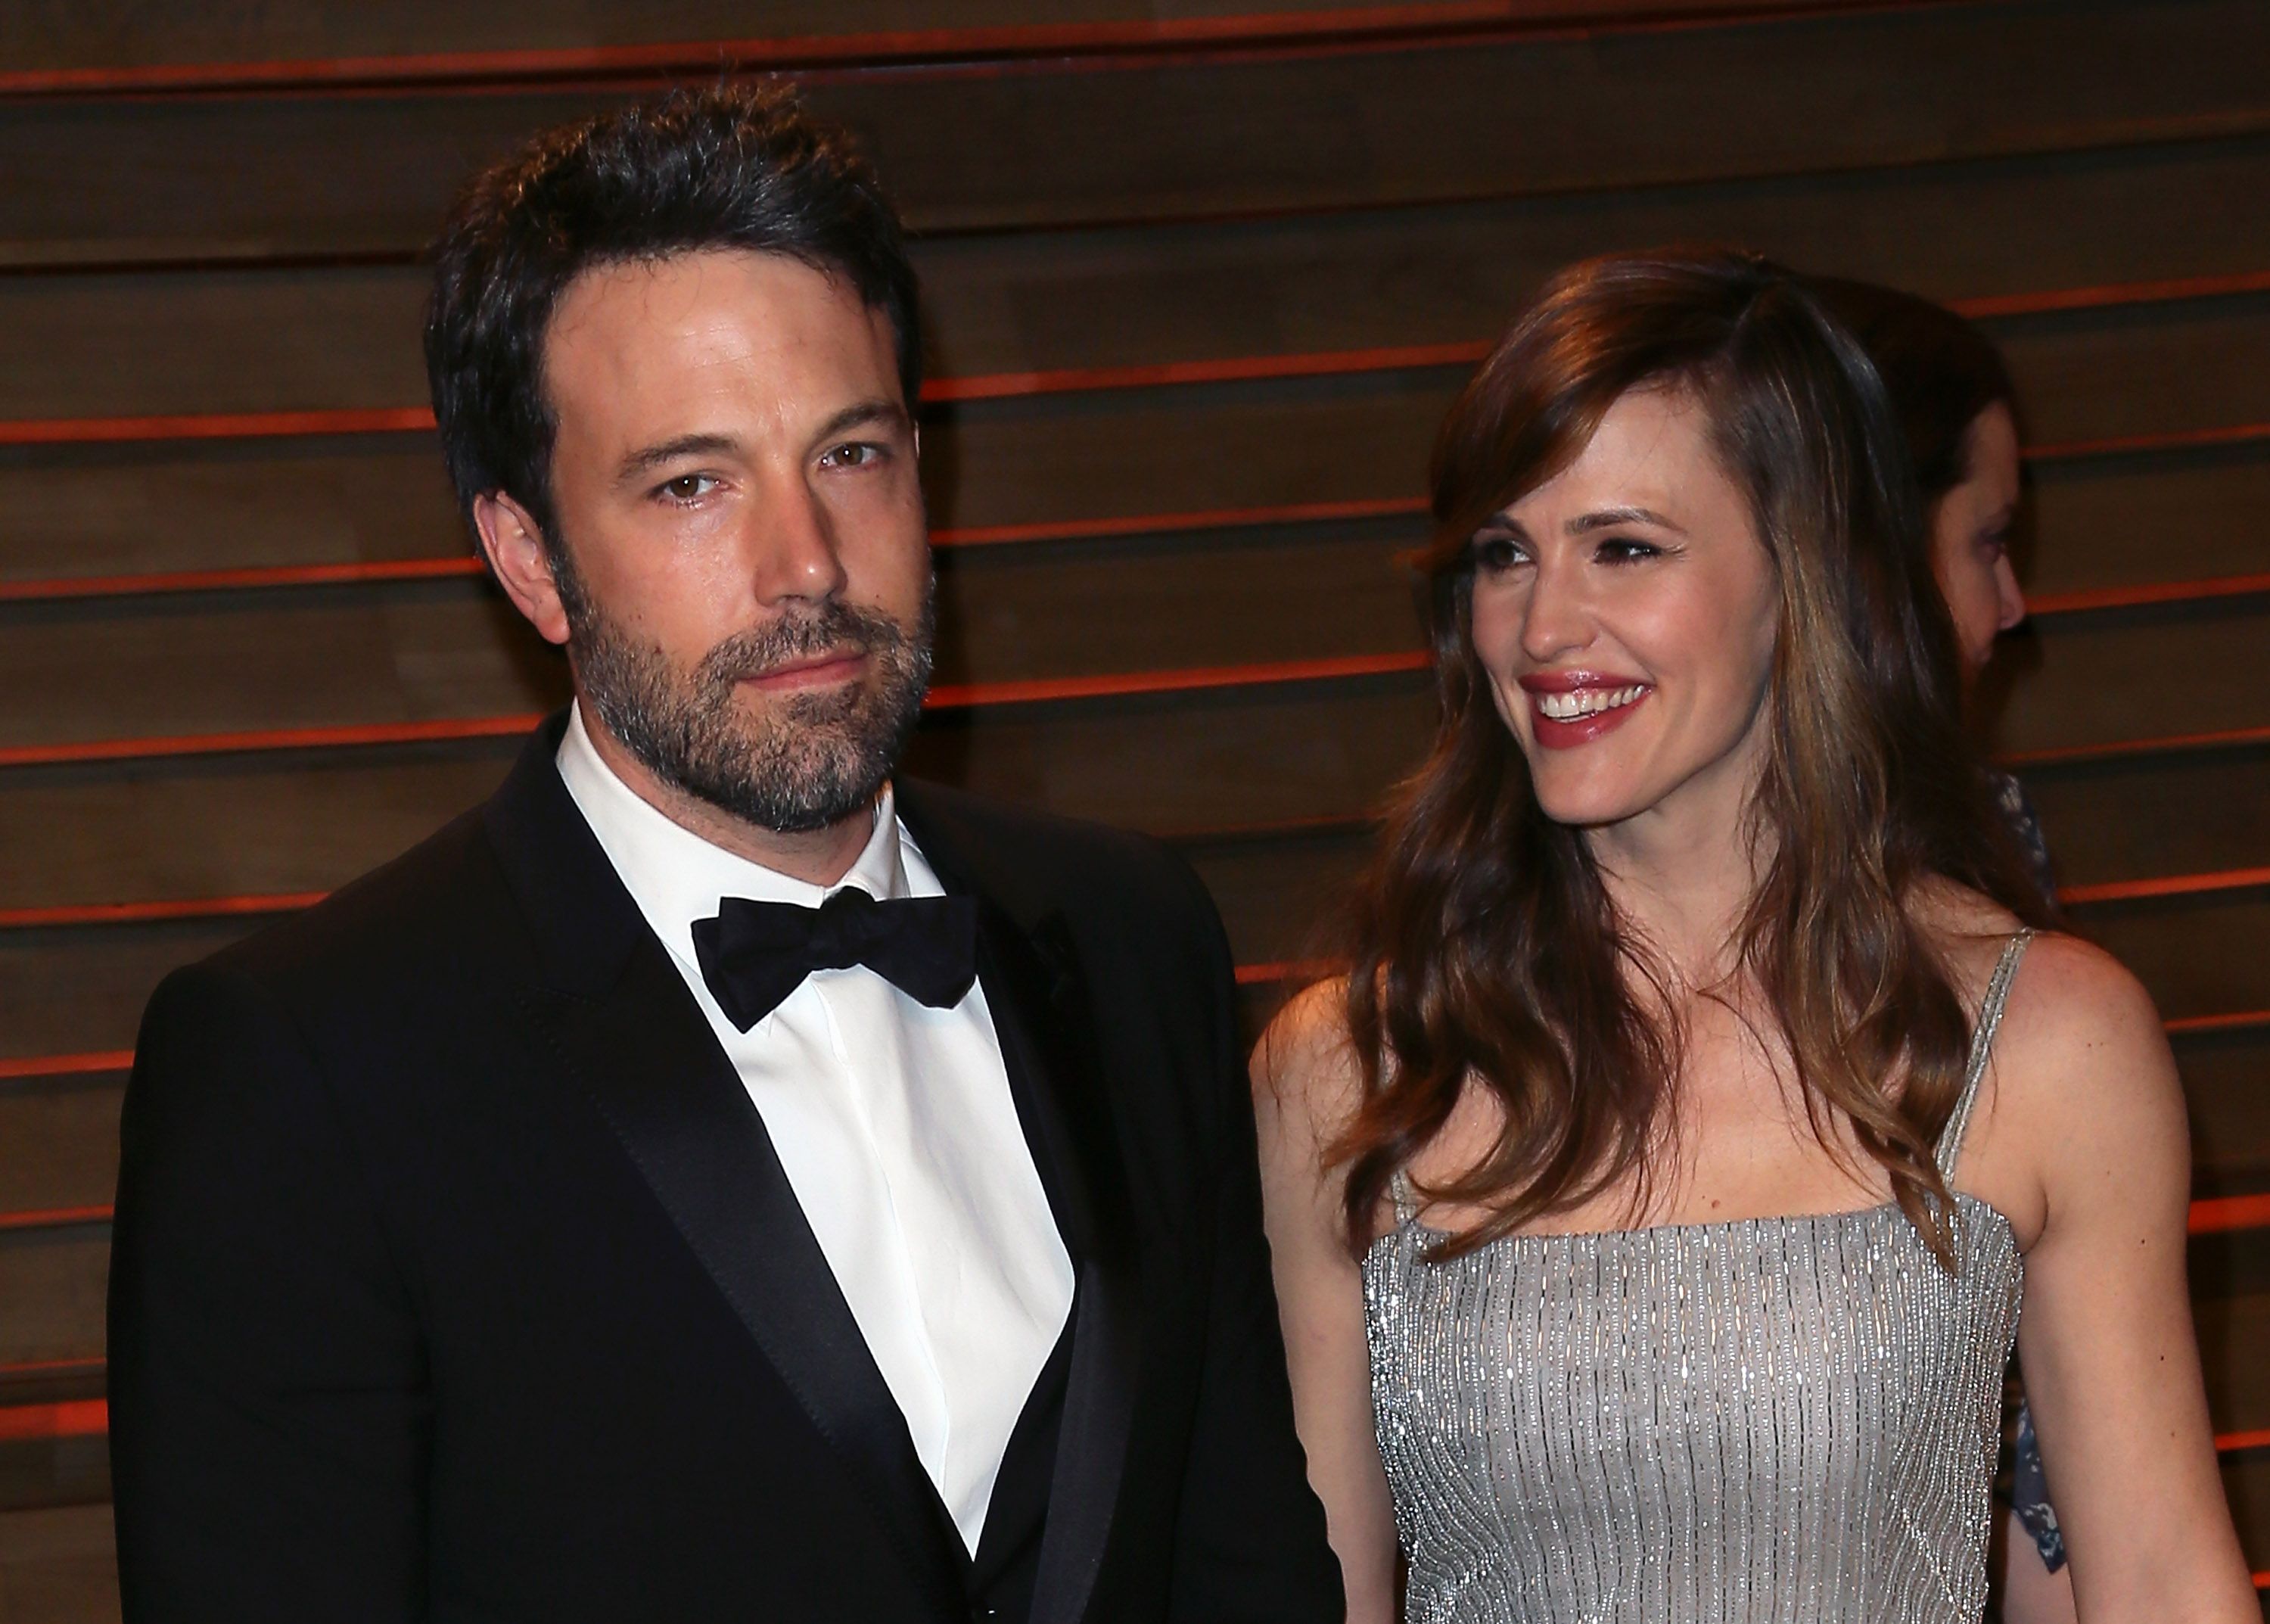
540, 247, 901, 429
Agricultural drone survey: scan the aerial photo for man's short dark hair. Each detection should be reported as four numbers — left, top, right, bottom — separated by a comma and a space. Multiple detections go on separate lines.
424, 82, 922, 543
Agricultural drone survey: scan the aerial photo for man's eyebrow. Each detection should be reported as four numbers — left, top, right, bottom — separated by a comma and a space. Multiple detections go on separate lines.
812, 398, 910, 445
616, 433, 740, 486
1567, 506, 1686, 535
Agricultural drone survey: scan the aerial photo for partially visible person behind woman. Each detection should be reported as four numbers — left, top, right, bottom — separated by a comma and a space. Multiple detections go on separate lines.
1814, 277, 2054, 894
1815, 274, 2070, 1623
1253, 249, 2255, 1622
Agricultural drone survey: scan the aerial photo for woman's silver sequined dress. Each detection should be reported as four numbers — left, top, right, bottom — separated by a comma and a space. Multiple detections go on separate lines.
1363, 933, 2032, 1623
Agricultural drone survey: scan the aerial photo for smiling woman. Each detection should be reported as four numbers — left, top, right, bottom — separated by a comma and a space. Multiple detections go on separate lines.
1252, 249, 2260, 1624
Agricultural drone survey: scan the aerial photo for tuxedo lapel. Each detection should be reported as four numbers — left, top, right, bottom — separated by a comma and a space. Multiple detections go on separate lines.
899, 787, 1149, 1624
483, 717, 969, 1612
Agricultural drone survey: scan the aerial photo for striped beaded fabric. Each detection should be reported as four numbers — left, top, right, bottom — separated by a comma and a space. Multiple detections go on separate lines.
1363, 932, 2032, 1622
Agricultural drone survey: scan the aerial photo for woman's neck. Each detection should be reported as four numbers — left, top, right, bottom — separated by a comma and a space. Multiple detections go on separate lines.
1587, 799, 1771, 985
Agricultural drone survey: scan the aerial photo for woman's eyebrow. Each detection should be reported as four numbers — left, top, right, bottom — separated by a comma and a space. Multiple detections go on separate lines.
1567, 506, 1685, 535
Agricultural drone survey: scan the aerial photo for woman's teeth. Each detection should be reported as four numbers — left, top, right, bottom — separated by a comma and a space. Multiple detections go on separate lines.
1535, 684, 1647, 721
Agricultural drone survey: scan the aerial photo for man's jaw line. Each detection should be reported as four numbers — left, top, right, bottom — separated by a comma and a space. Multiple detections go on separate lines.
572, 695, 878, 888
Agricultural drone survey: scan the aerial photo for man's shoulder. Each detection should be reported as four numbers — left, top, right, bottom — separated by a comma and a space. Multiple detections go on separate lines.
897, 779, 1207, 920
195, 804, 512, 1005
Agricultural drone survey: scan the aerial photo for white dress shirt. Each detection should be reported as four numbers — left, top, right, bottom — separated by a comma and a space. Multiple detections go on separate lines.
556, 704, 1075, 1552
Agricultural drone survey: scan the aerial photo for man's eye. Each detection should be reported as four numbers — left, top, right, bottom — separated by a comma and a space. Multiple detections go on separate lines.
659, 474, 717, 503
820, 442, 879, 470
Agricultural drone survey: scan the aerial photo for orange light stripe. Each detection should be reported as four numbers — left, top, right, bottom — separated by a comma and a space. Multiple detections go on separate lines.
0, 497, 1430, 605
0, 406, 433, 446
0, 345, 1480, 448
922, 341, 1486, 402
2219, 1427, 2270, 1454
2003, 723, 2270, 771
2165, 1009, 2270, 1037
5, 267, 2264, 447
0, 2, 1908, 99
924, 650, 1426, 710
0, 1205, 110, 1232
2191, 1194, 2270, 1237
2025, 422, 2270, 463
0, 652, 1433, 772
0, 556, 483, 602
0, 713, 546, 770
2058, 866, 2270, 908
13, 856, 2265, 938
0, 891, 328, 929
10, 1190, 2265, 1240
2025, 572, 2270, 618
1953, 269, 2270, 319
0, 1398, 105, 1442
0, 1050, 133, 1081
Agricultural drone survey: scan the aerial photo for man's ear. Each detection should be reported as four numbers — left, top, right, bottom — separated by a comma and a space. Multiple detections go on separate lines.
473, 491, 571, 646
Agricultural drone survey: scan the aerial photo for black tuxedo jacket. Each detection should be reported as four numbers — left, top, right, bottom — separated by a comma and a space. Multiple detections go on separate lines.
107, 715, 1342, 1623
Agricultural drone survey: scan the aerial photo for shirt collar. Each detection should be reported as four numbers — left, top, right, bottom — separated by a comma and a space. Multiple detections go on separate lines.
555, 701, 913, 972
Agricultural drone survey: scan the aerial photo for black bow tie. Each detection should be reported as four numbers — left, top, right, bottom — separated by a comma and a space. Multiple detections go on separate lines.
692, 889, 980, 1032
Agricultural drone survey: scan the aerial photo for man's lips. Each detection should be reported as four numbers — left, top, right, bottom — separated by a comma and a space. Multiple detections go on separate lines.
735, 649, 868, 691
1516, 670, 1653, 748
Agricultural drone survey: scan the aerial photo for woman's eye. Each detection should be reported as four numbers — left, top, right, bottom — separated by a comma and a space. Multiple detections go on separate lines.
1594, 537, 1661, 564
1472, 535, 1527, 573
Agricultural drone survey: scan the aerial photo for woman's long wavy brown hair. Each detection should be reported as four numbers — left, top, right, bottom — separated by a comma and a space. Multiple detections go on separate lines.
1334, 250, 2055, 1266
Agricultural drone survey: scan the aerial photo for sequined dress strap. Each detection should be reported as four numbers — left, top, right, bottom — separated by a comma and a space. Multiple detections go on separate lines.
1387, 1168, 1420, 1228
1935, 929, 2035, 1180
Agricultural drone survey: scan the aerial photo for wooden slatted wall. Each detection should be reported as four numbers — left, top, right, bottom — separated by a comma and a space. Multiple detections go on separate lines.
0, 2, 2265, 1613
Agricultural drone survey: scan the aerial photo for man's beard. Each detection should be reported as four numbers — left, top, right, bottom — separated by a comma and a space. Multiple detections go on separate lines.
552, 546, 934, 835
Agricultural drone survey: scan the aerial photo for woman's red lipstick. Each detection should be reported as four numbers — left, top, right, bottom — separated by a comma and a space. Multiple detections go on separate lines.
1516, 670, 1652, 748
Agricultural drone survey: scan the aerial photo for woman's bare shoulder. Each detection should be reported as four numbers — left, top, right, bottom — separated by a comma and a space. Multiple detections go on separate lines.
1251, 975, 1368, 1150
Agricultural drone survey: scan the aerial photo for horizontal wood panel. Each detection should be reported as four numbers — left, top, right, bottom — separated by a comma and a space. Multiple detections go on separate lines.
2020, 741, 2270, 888
11, 285, 2270, 590
0, 680, 1434, 919
0, 435, 463, 585
3, 2, 2265, 263
0, 1436, 107, 1518
0, 1227, 106, 1367
2, 712, 2264, 916
0, 519, 1429, 750
0, 919, 253, 1061
0, 677, 1435, 1057
7, 996, 2257, 1224
1994, 291, 2270, 447
2026, 439, 2270, 597
2180, 1025, 2270, 1201
0, 1075, 119, 1216
1988, 594, 2270, 757
3, 841, 2255, 1072
0, 0, 1880, 81
0, 583, 563, 751
0, 0, 1472, 76
5, 565, 2261, 764
2222, 1428, 2270, 1573
2078, 887, 2270, 1024
13, 137, 2270, 422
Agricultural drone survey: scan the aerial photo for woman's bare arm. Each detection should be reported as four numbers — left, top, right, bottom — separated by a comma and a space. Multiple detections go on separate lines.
1253, 983, 1401, 1623
2002, 937, 2256, 1621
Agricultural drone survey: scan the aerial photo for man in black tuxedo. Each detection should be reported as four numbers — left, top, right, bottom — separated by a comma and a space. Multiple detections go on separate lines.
107, 85, 1342, 1623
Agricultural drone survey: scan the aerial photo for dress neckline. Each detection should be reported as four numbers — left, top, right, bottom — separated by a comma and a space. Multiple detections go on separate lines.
1371, 1187, 2017, 1262
1374, 929, 2036, 1261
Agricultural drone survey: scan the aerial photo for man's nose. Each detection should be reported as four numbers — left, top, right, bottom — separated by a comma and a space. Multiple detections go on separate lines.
746, 478, 849, 605
1519, 556, 1593, 663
